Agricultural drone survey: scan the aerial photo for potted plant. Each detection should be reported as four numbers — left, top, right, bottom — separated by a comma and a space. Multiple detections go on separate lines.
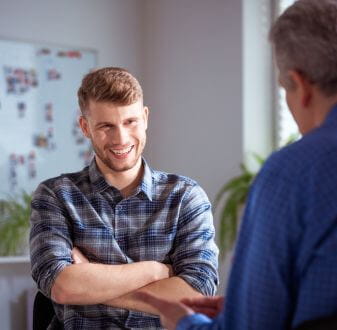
0, 191, 32, 256
214, 155, 264, 256
215, 134, 299, 257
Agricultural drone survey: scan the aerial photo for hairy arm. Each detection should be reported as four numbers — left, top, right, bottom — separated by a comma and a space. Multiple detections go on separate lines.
71, 246, 200, 314
51, 259, 172, 305
106, 276, 202, 315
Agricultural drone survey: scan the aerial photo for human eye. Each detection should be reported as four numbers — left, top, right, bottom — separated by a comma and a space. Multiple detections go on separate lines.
97, 123, 112, 130
125, 118, 138, 126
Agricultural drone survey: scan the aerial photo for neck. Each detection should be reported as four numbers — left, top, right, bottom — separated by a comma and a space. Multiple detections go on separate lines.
96, 157, 144, 197
313, 93, 337, 128
302, 89, 337, 134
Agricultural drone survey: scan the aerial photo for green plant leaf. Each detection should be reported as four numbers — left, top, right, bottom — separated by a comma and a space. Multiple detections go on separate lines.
215, 137, 296, 257
214, 172, 253, 209
218, 185, 249, 254
215, 154, 265, 257
251, 153, 266, 166
0, 191, 32, 256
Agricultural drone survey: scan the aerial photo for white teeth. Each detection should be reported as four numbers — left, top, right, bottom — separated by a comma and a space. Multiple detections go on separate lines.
111, 146, 133, 155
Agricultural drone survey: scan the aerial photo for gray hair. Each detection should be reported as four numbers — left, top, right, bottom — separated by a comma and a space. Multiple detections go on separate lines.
270, 0, 337, 95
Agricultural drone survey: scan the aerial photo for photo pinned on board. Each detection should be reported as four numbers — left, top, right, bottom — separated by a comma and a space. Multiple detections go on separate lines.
45, 102, 53, 122
17, 102, 26, 118
4, 66, 38, 95
46, 68, 61, 81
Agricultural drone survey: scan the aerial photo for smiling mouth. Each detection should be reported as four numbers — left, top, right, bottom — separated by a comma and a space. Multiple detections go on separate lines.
110, 145, 134, 156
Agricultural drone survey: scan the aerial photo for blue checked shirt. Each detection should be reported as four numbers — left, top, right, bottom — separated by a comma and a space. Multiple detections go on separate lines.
30, 158, 218, 329
178, 104, 337, 329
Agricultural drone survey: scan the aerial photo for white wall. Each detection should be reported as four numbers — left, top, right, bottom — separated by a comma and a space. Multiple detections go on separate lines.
143, 0, 243, 292
144, 0, 243, 203
0, 1, 145, 329
0, 0, 244, 328
0, 0, 145, 76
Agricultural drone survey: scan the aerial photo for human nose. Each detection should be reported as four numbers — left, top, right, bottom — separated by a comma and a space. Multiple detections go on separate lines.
111, 126, 128, 145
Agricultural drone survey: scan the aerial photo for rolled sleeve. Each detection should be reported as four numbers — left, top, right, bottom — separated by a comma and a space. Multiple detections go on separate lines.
171, 184, 219, 296
30, 183, 73, 298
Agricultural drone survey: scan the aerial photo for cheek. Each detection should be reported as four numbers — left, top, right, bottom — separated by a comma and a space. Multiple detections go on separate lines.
92, 131, 109, 145
135, 128, 146, 143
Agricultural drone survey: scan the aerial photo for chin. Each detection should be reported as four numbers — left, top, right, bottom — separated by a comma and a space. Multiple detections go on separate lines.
109, 158, 140, 172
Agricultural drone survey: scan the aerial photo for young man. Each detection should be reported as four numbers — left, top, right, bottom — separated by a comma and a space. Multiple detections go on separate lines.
139, 0, 337, 329
30, 67, 219, 329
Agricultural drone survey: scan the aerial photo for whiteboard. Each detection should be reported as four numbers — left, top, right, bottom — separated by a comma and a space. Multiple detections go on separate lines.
0, 38, 97, 198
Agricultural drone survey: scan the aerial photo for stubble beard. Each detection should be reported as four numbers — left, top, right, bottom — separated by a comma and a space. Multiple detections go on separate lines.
92, 141, 142, 173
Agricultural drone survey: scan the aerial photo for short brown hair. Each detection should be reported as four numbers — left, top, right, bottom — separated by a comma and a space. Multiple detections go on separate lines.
78, 67, 143, 115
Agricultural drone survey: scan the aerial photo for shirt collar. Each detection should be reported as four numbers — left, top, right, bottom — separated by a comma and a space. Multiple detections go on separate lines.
88, 158, 111, 193
136, 158, 153, 201
88, 157, 153, 200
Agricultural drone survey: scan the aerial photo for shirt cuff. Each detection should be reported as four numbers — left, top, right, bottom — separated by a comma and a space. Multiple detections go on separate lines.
177, 313, 213, 329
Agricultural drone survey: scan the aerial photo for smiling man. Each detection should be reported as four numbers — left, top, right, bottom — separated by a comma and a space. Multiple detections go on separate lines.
29, 67, 218, 329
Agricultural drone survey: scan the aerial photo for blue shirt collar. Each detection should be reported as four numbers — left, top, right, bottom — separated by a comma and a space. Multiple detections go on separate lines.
133, 158, 153, 201
89, 157, 153, 201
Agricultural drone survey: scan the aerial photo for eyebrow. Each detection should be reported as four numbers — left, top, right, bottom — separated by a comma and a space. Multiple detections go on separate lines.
95, 117, 140, 127
94, 121, 113, 127
125, 117, 139, 121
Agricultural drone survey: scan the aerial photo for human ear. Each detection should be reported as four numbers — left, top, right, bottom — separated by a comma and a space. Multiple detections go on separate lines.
288, 70, 312, 107
143, 106, 149, 130
79, 116, 91, 138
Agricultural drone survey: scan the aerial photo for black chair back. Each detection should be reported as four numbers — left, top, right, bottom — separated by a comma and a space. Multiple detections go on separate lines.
295, 315, 337, 330
33, 291, 56, 330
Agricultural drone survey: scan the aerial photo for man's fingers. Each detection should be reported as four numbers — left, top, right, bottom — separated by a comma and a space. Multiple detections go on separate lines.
135, 292, 194, 330
181, 296, 204, 306
165, 264, 174, 277
71, 246, 89, 263
192, 307, 218, 318
181, 295, 223, 308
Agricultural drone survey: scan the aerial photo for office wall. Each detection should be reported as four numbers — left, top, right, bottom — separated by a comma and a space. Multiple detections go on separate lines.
0, 1, 145, 329
143, 0, 243, 202
143, 0, 243, 291
0, 0, 145, 75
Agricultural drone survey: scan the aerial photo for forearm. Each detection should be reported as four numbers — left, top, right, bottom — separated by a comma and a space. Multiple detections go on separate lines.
51, 261, 170, 305
106, 276, 203, 315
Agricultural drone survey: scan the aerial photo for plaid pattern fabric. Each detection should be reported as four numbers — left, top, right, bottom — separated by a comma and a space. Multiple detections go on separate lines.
30, 159, 219, 329
177, 105, 337, 330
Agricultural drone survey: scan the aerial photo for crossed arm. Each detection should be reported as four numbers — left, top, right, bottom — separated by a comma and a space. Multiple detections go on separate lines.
51, 247, 202, 315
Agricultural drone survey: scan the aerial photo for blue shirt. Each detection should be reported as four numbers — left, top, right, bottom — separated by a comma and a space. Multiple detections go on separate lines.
178, 104, 337, 329
30, 159, 219, 329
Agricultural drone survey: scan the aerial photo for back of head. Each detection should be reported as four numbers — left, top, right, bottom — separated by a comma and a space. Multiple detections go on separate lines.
270, 0, 337, 96
78, 67, 143, 115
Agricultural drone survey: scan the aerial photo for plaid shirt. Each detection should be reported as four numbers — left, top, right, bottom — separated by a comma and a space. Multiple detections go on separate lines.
30, 158, 219, 329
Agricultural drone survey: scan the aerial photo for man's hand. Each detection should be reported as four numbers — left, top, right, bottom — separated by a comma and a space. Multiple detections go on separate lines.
135, 292, 194, 330
72, 247, 89, 264
181, 296, 224, 318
